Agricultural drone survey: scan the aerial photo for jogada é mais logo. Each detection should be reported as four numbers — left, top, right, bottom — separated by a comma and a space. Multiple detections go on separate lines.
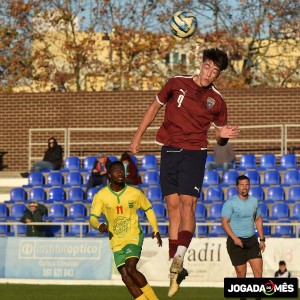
224, 278, 298, 298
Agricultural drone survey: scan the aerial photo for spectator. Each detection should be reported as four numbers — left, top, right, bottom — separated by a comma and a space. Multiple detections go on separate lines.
275, 260, 291, 278
20, 201, 48, 237
206, 142, 236, 173
120, 151, 142, 185
21, 137, 63, 178
86, 152, 111, 191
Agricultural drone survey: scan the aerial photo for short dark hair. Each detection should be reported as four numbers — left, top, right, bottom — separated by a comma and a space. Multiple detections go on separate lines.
108, 160, 124, 173
279, 260, 286, 266
203, 48, 228, 71
236, 175, 250, 186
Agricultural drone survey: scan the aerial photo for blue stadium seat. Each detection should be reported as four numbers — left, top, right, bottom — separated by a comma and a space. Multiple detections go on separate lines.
203, 170, 220, 187
28, 187, 46, 202
262, 220, 271, 236
258, 153, 277, 170
108, 155, 118, 162
238, 154, 256, 170
82, 156, 97, 171
290, 204, 300, 220
244, 170, 260, 185
195, 221, 208, 236
67, 187, 85, 202
207, 203, 223, 220
44, 204, 67, 220
265, 186, 285, 203
66, 220, 88, 237
84, 172, 92, 185
23, 172, 44, 187
152, 203, 166, 220
5, 187, 27, 203
287, 186, 300, 203
65, 171, 83, 187
0, 222, 9, 235
209, 225, 226, 237
263, 170, 281, 186
272, 220, 293, 237
145, 186, 162, 203
140, 171, 160, 187
221, 170, 239, 186
226, 187, 238, 200
0, 203, 8, 219
137, 209, 145, 221
8, 223, 26, 236
205, 154, 214, 169
248, 186, 264, 201
269, 203, 289, 220
259, 203, 269, 218
7, 203, 26, 220
197, 190, 204, 202
140, 155, 158, 171
279, 153, 297, 170
45, 223, 67, 237
63, 156, 81, 171
283, 170, 299, 186
205, 187, 224, 203
47, 187, 66, 203
195, 203, 207, 220
65, 204, 87, 220
85, 186, 101, 203
46, 172, 64, 187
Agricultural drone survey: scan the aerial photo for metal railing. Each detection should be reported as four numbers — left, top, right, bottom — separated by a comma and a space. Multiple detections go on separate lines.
1, 221, 299, 238
28, 124, 300, 168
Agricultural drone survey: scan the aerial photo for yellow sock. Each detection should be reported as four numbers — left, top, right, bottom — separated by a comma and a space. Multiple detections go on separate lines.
141, 283, 159, 300
135, 294, 147, 300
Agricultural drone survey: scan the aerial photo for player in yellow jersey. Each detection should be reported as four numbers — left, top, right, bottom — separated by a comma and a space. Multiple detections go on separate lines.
90, 161, 162, 300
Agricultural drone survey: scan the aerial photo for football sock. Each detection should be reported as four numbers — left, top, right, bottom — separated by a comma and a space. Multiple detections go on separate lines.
135, 294, 147, 300
141, 283, 159, 300
178, 230, 193, 248
174, 245, 187, 260
169, 239, 179, 259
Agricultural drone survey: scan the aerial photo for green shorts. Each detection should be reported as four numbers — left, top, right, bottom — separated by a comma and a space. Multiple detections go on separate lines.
114, 244, 142, 268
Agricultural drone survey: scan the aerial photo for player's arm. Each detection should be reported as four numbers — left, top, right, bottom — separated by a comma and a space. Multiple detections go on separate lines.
221, 217, 243, 248
130, 100, 162, 154
144, 207, 162, 247
215, 126, 240, 146
89, 195, 105, 232
254, 216, 266, 252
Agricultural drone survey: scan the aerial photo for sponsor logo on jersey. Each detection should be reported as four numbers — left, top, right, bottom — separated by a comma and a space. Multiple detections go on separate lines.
206, 97, 216, 109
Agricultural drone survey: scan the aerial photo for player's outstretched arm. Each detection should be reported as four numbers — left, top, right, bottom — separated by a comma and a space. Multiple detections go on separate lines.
152, 231, 162, 247
130, 100, 161, 154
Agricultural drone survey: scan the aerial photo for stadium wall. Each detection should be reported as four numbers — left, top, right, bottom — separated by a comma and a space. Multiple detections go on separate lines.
0, 88, 299, 170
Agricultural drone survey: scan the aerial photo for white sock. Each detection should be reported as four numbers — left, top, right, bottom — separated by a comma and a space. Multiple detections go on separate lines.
174, 245, 187, 260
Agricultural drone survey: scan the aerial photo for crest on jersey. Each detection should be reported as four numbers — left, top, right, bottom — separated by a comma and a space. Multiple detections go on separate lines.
206, 97, 216, 109
128, 202, 134, 208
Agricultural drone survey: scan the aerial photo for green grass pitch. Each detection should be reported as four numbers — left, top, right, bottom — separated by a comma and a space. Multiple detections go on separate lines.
0, 284, 298, 300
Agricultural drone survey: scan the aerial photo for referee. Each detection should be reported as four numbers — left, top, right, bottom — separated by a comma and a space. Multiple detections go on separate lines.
221, 175, 265, 300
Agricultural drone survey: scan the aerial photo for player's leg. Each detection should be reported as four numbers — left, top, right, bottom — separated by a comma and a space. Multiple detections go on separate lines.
234, 264, 247, 277
125, 257, 159, 300
246, 235, 263, 278
118, 265, 146, 299
160, 146, 182, 260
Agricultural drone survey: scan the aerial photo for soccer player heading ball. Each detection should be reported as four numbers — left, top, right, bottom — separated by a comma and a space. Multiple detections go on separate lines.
90, 161, 162, 300
130, 48, 240, 297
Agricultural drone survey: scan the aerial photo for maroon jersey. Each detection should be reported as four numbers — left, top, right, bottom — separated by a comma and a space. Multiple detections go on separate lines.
155, 75, 227, 150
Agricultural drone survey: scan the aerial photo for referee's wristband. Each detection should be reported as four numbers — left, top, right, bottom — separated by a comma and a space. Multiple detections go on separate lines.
259, 238, 265, 242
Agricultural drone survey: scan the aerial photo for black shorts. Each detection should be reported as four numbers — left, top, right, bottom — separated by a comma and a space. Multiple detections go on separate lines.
227, 235, 262, 266
160, 146, 207, 198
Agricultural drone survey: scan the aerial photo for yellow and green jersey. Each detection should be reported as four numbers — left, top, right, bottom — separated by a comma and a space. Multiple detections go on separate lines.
89, 184, 158, 252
